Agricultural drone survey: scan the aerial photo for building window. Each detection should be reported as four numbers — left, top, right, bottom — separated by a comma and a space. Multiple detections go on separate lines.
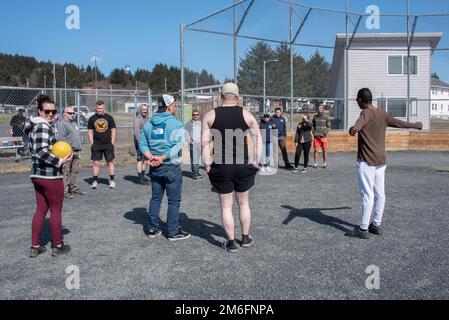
388, 56, 403, 75
376, 98, 418, 117
388, 99, 407, 117
388, 55, 418, 75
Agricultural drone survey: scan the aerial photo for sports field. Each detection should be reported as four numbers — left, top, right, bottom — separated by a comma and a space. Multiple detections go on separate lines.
0, 151, 448, 299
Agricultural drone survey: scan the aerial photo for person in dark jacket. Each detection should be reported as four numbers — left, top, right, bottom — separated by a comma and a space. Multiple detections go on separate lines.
259, 114, 274, 173
293, 114, 313, 173
270, 108, 293, 169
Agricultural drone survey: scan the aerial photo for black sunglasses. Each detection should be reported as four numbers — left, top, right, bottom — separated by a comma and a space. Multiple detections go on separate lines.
193, 114, 200, 116
43, 109, 57, 115
66, 112, 76, 115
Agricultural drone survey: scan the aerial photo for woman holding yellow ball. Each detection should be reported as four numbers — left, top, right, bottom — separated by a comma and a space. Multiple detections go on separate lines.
24, 94, 73, 258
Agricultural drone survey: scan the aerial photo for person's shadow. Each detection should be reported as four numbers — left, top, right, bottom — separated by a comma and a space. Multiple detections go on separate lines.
123, 175, 150, 185
123, 209, 226, 248
40, 220, 70, 246
123, 207, 166, 236
179, 212, 226, 248
83, 177, 110, 185
182, 171, 194, 178
281, 205, 354, 233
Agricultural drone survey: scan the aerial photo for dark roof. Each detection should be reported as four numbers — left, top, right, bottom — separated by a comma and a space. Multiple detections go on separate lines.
431, 78, 449, 89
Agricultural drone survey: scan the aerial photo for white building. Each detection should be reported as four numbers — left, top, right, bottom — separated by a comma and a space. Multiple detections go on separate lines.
431, 78, 449, 119
328, 33, 442, 130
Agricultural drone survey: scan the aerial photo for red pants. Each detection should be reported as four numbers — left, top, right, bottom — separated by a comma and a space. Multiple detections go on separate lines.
31, 178, 64, 246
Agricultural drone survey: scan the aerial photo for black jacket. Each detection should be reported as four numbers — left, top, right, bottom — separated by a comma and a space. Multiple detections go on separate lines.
295, 121, 313, 144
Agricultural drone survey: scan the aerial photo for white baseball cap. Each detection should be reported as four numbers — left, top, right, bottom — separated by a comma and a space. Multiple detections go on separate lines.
222, 82, 239, 96
158, 94, 176, 110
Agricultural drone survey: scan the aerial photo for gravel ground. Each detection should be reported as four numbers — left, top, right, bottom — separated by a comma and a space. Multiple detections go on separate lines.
0, 151, 448, 300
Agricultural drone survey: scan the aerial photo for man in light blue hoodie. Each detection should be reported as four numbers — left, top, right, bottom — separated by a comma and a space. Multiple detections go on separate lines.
139, 94, 191, 241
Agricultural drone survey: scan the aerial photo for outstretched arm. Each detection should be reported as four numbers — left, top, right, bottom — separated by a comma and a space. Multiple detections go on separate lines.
386, 113, 423, 130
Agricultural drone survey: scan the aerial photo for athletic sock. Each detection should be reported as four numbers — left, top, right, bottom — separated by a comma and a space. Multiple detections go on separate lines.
110, 175, 115, 181
242, 235, 250, 241
138, 172, 143, 180
93, 176, 98, 182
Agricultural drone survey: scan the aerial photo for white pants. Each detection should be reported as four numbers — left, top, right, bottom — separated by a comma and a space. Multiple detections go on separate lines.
356, 162, 387, 230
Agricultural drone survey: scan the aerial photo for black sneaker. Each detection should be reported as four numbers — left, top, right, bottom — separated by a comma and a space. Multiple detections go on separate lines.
222, 240, 238, 253
192, 175, 198, 180
369, 224, 383, 236
168, 229, 191, 241
197, 174, 203, 179
51, 243, 71, 257
30, 246, 47, 258
147, 229, 162, 239
345, 226, 370, 239
241, 235, 254, 248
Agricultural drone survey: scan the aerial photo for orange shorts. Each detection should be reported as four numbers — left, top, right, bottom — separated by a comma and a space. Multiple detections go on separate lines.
314, 137, 329, 149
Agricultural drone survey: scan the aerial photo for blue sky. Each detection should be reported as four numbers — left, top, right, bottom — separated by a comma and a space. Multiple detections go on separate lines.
1, 0, 448, 82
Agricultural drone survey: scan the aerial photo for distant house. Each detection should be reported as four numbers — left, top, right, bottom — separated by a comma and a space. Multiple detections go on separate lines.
328, 33, 442, 130
431, 78, 449, 119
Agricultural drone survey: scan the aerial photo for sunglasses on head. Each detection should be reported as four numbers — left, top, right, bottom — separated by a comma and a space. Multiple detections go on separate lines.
43, 109, 57, 115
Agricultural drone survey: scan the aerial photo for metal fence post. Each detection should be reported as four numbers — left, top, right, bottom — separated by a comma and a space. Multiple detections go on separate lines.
76, 91, 81, 129
180, 23, 185, 123
148, 89, 153, 118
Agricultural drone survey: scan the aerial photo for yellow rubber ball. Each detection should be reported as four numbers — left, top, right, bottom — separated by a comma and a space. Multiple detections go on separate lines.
52, 141, 72, 158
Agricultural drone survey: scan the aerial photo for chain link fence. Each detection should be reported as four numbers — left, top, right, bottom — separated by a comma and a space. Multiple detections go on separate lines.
0, 87, 153, 161
1, 86, 448, 163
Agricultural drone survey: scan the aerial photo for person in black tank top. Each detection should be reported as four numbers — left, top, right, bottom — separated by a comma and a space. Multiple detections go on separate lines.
211, 106, 250, 165
202, 83, 263, 253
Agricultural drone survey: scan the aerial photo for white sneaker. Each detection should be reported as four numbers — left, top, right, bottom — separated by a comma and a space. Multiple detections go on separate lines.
266, 166, 274, 173
91, 181, 98, 189
261, 167, 266, 173
109, 180, 116, 189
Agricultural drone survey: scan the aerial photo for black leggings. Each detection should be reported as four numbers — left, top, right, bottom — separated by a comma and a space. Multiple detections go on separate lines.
294, 142, 312, 168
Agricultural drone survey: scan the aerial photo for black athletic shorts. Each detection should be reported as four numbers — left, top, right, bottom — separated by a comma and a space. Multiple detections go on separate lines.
208, 164, 258, 194
91, 143, 115, 162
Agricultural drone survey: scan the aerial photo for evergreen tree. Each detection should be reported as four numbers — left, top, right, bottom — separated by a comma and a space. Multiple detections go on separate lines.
237, 42, 276, 95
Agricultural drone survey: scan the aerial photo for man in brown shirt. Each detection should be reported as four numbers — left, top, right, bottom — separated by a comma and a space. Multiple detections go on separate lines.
346, 88, 423, 239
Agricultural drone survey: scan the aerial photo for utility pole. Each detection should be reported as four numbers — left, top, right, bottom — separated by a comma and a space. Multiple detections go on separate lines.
263, 59, 279, 114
